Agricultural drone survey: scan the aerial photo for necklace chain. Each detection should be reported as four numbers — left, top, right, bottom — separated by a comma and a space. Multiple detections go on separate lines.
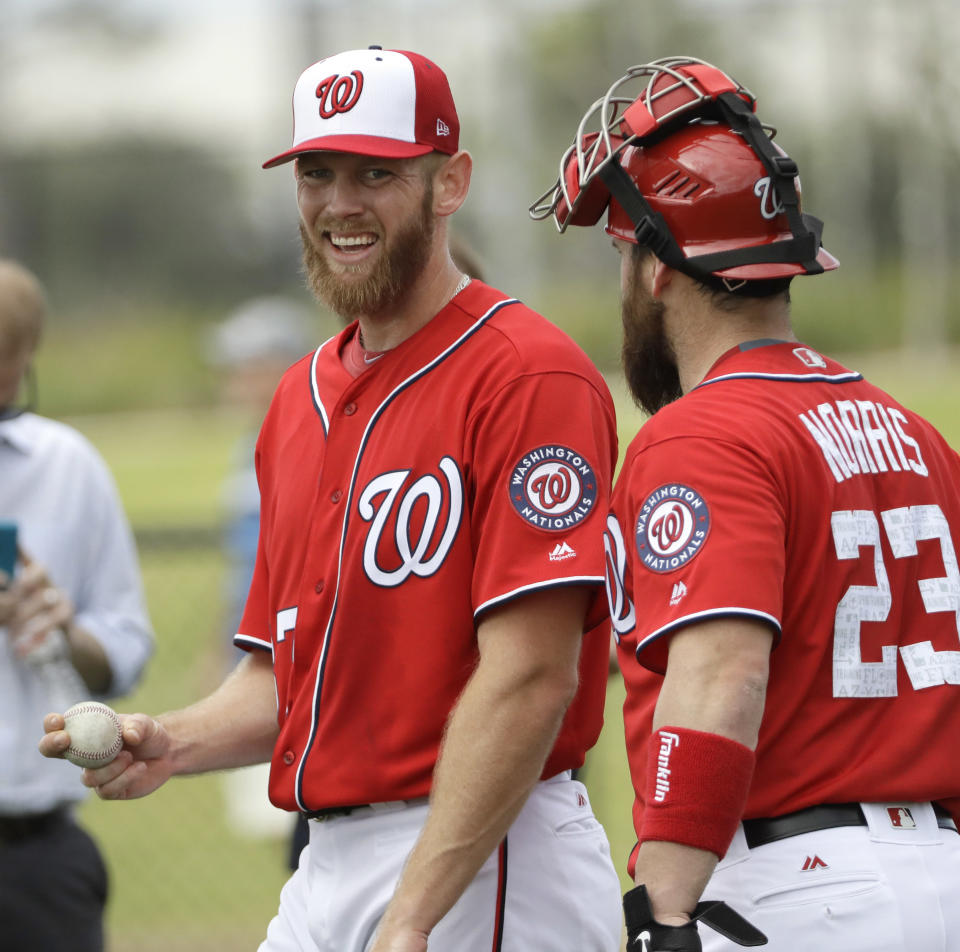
358, 273, 471, 351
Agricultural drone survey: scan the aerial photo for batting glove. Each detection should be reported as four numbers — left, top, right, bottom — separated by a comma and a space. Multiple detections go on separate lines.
624, 884, 767, 950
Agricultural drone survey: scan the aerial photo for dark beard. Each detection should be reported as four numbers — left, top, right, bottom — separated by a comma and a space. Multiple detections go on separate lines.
621, 274, 682, 416
299, 186, 436, 320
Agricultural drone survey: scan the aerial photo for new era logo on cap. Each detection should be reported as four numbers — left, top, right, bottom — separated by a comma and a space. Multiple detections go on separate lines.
264, 47, 460, 168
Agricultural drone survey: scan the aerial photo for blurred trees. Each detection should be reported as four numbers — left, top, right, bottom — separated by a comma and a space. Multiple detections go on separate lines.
0, 139, 298, 313
0, 0, 957, 412
521, 0, 960, 357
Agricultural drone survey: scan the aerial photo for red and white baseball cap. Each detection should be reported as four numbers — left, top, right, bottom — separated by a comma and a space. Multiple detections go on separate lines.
263, 47, 460, 168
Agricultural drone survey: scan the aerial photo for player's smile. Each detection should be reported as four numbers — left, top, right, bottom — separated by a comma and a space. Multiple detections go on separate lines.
327, 232, 378, 252
321, 229, 382, 271
296, 152, 437, 318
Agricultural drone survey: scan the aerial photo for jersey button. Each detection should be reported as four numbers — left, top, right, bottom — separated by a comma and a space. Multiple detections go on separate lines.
282, 750, 296, 766
314, 580, 324, 594
344, 402, 357, 416
330, 489, 343, 504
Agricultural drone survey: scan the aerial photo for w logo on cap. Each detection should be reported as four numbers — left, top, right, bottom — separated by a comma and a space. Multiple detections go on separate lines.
316, 71, 364, 119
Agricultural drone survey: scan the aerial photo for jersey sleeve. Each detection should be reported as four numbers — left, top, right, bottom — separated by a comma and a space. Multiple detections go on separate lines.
621, 433, 786, 671
464, 369, 617, 623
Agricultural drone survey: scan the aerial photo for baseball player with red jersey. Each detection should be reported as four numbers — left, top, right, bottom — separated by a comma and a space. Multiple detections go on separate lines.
40, 47, 623, 951
532, 57, 960, 951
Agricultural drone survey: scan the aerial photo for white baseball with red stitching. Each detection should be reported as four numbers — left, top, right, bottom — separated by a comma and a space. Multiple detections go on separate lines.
63, 701, 123, 768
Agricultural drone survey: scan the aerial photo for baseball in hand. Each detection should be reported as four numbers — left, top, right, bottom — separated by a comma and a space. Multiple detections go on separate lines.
63, 701, 124, 768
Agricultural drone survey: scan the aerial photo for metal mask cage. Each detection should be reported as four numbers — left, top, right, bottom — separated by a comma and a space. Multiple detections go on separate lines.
529, 56, 757, 232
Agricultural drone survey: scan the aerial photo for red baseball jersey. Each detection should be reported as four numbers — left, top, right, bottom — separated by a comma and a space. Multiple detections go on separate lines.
236, 280, 617, 812
607, 340, 960, 851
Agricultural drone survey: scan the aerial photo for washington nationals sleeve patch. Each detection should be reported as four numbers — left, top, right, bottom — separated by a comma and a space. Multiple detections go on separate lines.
509, 445, 598, 532
635, 483, 711, 573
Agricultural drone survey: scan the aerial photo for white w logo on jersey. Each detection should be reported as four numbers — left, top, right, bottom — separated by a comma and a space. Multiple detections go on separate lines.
358, 456, 463, 587
604, 513, 636, 641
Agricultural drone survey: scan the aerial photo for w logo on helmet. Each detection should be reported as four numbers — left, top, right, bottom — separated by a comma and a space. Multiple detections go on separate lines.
315, 71, 364, 119
754, 176, 785, 220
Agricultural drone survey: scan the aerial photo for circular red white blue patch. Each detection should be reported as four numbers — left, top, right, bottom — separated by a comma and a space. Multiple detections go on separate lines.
635, 483, 710, 573
509, 445, 598, 532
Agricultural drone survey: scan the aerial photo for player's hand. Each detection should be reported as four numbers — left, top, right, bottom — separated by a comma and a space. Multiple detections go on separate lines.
629, 919, 701, 952
624, 885, 766, 950
368, 924, 429, 952
39, 711, 174, 800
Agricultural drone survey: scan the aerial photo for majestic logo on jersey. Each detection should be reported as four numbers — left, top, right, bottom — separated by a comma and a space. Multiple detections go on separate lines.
603, 514, 636, 641
801, 855, 829, 871
315, 71, 364, 119
549, 541, 577, 562
358, 456, 463, 587
509, 445, 598, 532
669, 580, 688, 606
635, 484, 710, 574
753, 175, 785, 220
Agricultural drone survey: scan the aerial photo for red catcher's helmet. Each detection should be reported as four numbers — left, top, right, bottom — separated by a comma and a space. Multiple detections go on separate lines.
530, 57, 838, 285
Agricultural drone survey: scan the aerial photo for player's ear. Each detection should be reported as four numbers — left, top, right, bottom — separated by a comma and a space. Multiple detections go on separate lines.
431, 151, 472, 218
650, 258, 675, 300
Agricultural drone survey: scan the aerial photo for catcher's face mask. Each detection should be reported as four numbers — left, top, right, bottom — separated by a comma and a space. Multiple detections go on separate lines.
530, 56, 837, 284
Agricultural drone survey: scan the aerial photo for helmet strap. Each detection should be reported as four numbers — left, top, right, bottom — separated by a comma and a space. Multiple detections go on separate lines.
713, 92, 824, 275
599, 93, 828, 285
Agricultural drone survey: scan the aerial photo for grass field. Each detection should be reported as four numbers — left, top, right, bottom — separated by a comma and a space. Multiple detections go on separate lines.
61, 353, 960, 950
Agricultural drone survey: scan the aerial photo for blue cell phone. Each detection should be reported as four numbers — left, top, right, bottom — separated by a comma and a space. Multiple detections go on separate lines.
0, 521, 17, 582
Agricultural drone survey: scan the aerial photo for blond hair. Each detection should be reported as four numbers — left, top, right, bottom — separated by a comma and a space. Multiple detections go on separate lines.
0, 259, 46, 358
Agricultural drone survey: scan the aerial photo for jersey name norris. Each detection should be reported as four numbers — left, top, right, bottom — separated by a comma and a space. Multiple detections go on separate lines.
799, 399, 928, 484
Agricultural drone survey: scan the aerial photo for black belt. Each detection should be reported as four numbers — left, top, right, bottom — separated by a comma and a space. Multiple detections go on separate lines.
302, 798, 425, 823
743, 802, 957, 849
0, 808, 68, 844
301, 804, 367, 823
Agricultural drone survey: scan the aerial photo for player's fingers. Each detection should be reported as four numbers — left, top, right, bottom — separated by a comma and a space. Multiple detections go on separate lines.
118, 712, 159, 748
81, 749, 137, 791
38, 727, 71, 758
87, 756, 150, 800
42, 711, 66, 733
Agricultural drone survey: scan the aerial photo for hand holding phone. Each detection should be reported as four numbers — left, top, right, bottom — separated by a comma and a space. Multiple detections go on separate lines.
0, 521, 16, 586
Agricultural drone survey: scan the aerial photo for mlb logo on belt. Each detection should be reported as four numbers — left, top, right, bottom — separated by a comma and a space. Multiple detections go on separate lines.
887, 806, 916, 829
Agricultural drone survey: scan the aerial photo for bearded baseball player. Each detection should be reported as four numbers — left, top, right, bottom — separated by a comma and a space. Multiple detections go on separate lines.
531, 57, 960, 951
40, 47, 623, 951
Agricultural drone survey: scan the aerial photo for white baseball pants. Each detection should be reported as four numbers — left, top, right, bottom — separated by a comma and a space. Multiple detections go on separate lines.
259, 772, 623, 952
701, 802, 960, 951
